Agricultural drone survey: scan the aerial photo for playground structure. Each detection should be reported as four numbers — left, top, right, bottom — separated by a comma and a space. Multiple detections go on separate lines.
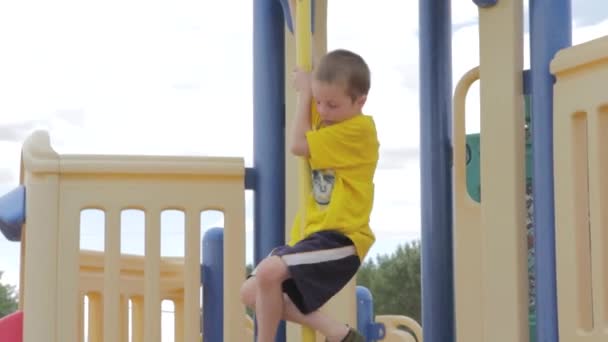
12, 131, 248, 342
0, 131, 421, 342
0, 0, 607, 341
0, 1, 424, 341
552, 39, 608, 342
430, 0, 608, 341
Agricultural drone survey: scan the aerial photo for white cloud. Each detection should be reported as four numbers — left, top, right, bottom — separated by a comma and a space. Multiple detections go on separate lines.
0, 0, 254, 161
0, 142, 21, 184
378, 147, 419, 170
0, 169, 13, 184
572, 0, 608, 28
0, 121, 44, 142
573, 18, 608, 44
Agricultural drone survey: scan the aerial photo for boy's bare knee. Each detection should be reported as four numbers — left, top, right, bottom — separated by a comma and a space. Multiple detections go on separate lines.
255, 256, 288, 288
240, 278, 257, 307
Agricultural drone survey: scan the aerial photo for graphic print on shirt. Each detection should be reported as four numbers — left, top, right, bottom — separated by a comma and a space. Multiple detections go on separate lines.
312, 169, 335, 206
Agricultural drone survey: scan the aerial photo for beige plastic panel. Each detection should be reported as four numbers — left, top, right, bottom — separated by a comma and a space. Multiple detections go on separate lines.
452, 67, 483, 342
552, 35, 608, 342
78, 252, 186, 342
453, 1, 529, 341
479, 0, 529, 338
20, 130, 247, 342
479, 1, 529, 340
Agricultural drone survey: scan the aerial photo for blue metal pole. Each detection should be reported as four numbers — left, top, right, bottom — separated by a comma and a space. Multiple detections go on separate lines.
253, 0, 286, 271
529, 0, 571, 341
202, 228, 224, 342
253, 1, 286, 341
419, 1, 454, 341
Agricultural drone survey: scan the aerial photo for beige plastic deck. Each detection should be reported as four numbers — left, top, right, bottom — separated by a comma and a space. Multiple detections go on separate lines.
552, 35, 608, 342
19, 130, 247, 342
453, 0, 529, 341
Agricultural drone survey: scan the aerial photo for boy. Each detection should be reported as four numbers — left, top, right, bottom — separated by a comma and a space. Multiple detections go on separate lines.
240, 49, 379, 342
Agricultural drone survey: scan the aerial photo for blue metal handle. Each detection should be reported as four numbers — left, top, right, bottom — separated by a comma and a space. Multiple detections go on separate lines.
369, 322, 386, 340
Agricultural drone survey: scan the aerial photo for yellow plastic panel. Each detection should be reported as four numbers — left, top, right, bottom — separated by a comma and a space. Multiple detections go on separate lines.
452, 67, 483, 342
20, 132, 60, 342
477, 1, 528, 341
20, 130, 246, 342
103, 209, 121, 342
552, 35, 608, 342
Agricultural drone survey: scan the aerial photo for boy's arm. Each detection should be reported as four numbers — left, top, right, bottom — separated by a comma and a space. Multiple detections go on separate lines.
290, 67, 313, 157
290, 91, 312, 157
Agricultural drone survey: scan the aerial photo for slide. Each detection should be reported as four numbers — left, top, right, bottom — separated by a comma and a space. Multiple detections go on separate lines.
0, 311, 23, 342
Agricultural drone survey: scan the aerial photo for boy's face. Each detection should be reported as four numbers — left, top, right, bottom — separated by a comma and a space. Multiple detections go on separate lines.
311, 80, 367, 125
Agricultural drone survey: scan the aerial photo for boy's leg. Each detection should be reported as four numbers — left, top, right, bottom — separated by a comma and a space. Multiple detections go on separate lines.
240, 276, 350, 341
282, 294, 350, 342
240, 231, 362, 341
253, 255, 290, 342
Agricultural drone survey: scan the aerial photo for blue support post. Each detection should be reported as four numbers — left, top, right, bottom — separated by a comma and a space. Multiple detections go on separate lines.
253, 0, 286, 272
529, 1, 571, 341
419, 0, 455, 341
202, 227, 224, 342
254, 1, 286, 341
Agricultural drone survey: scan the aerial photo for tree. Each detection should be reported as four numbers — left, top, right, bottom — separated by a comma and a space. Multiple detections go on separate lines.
245, 264, 254, 318
357, 240, 421, 323
0, 272, 18, 318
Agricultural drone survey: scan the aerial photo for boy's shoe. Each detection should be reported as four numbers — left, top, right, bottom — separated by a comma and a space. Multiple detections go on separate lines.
340, 327, 365, 342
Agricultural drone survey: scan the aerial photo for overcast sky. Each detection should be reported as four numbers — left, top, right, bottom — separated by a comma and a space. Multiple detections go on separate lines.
0, 1, 607, 294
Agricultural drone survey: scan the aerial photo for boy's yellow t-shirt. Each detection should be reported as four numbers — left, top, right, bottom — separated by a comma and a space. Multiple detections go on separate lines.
288, 105, 380, 261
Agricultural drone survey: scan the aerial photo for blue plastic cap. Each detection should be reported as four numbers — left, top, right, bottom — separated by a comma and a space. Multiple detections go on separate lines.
473, 0, 498, 8
0, 186, 26, 242
203, 227, 224, 243
356, 285, 373, 302
370, 322, 386, 340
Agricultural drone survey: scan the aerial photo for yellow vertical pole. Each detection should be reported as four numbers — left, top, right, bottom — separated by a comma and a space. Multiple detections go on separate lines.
294, 0, 315, 341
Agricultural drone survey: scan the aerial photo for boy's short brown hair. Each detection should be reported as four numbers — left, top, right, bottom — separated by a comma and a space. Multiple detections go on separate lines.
313, 49, 370, 102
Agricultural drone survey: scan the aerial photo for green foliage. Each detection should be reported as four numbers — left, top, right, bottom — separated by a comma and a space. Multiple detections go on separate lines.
357, 240, 421, 323
245, 264, 254, 318
0, 272, 18, 318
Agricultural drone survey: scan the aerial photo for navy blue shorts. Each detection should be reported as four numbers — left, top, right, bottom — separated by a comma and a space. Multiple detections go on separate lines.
252, 230, 361, 314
